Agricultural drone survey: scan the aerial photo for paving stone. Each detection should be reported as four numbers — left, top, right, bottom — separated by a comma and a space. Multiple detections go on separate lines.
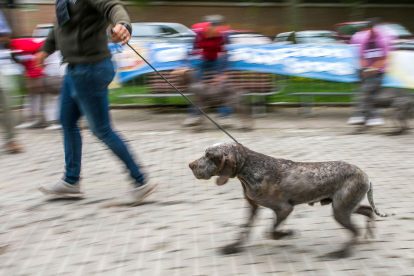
0, 108, 412, 275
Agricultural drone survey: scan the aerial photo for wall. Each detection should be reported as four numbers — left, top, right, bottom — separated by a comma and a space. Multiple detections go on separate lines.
2, 2, 414, 38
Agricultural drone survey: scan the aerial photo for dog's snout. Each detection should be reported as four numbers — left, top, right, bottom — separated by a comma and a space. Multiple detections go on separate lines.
189, 162, 195, 170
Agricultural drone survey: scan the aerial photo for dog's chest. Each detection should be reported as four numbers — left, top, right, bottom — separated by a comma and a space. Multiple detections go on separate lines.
238, 177, 284, 208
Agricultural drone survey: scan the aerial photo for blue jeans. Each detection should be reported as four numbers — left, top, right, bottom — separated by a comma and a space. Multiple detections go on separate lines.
190, 57, 232, 118
195, 58, 226, 82
60, 58, 144, 185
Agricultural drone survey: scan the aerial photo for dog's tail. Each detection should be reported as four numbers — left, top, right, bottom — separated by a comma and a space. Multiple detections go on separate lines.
367, 180, 397, 217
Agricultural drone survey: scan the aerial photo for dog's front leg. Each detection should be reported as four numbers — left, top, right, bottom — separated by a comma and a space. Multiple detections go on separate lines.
222, 198, 258, 255
270, 204, 294, 240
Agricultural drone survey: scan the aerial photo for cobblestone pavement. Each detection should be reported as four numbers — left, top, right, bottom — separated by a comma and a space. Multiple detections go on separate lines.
1, 108, 413, 276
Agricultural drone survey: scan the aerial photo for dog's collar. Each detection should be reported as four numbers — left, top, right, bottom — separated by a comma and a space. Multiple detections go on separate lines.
234, 143, 247, 176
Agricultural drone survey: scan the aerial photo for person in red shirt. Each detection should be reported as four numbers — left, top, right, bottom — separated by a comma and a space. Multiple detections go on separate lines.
11, 38, 47, 128
183, 15, 233, 127
191, 15, 228, 83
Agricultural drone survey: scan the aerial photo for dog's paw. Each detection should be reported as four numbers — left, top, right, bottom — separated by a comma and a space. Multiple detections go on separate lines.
271, 230, 294, 240
221, 243, 242, 255
191, 127, 204, 133
322, 248, 352, 259
240, 125, 254, 132
385, 130, 405, 136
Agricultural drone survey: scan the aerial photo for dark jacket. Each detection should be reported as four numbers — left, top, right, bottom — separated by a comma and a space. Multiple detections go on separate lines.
43, 0, 131, 64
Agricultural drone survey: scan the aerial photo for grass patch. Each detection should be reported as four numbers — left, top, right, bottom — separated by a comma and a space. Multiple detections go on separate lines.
109, 78, 359, 105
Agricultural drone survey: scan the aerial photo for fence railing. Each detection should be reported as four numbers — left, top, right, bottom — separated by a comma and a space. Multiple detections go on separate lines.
109, 72, 359, 107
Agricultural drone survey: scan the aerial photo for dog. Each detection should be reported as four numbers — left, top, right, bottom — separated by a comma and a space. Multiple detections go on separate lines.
354, 87, 413, 135
170, 68, 253, 131
373, 87, 413, 135
189, 142, 394, 258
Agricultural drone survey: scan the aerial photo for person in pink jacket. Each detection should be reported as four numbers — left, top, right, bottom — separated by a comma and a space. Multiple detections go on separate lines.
347, 18, 394, 128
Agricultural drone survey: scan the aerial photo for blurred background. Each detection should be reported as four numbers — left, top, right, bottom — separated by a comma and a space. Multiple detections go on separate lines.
1, 1, 414, 275
1, 0, 414, 111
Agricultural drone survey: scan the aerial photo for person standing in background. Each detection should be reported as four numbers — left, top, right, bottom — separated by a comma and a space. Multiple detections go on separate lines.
182, 15, 234, 128
347, 18, 394, 129
0, 9, 23, 153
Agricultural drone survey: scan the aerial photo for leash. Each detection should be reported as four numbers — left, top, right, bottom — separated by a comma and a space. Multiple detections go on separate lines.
111, 29, 239, 144
125, 43, 239, 144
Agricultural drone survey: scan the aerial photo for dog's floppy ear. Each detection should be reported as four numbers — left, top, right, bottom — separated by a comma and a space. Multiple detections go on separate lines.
216, 155, 236, 186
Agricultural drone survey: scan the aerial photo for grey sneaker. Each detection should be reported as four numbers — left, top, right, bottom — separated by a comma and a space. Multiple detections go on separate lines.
129, 179, 158, 206
347, 116, 365, 125
365, 117, 385, 126
37, 179, 83, 198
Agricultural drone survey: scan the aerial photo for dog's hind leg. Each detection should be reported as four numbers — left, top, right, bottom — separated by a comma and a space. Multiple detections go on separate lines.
221, 198, 258, 255
270, 204, 294, 240
354, 205, 375, 239
388, 100, 410, 135
326, 186, 366, 259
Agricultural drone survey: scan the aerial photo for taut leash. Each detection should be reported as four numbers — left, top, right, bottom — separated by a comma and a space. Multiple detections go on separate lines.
124, 42, 239, 144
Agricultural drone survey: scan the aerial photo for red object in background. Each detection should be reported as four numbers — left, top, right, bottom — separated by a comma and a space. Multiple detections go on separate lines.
10, 37, 45, 53
10, 37, 45, 78
191, 22, 231, 60
191, 22, 231, 33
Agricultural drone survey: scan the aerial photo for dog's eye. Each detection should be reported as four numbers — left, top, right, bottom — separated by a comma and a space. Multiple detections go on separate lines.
205, 154, 210, 159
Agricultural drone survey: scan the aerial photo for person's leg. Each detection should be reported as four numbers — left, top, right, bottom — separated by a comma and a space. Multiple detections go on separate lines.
37, 71, 83, 196
364, 76, 384, 126
69, 58, 145, 185
196, 58, 207, 82
0, 67, 23, 152
212, 58, 233, 118
183, 59, 208, 124
0, 85, 13, 140
0, 84, 24, 153
348, 80, 370, 125
60, 71, 83, 184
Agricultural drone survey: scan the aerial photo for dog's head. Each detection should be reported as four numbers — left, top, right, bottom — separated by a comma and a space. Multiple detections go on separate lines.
189, 142, 245, 185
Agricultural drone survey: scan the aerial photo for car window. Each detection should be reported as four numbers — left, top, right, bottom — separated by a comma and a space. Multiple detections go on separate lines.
165, 24, 194, 35
131, 25, 159, 37
337, 24, 366, 36
375, 24, 412, 37
32, 28, 52, 37
160, 26, 179, 35
296, 32, 336, 44
275, 35, 288, 42
229, 34, 271, 45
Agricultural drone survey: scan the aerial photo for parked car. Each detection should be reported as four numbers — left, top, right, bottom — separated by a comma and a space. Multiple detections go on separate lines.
274, 31, 341, 45
10, 23, 54, 61
227, 30, 272, 45
31, 23, 54, 38
332, 21, 414, 44
130, 22, 196, 43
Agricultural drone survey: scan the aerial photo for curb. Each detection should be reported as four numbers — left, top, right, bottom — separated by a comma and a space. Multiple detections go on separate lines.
109, 102, 355, 109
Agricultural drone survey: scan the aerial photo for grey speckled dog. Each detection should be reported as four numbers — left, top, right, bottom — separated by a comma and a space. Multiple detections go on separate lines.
189, 142, 394, 258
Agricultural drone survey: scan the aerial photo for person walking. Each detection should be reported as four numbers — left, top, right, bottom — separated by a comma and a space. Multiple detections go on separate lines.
36, 0, 157, 204
347, 17, 393, 129
0, 10, 23, 153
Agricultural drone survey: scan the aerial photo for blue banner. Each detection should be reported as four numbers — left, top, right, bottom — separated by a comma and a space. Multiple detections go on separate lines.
228, 44, 360, 82
109, 42, 413, 88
